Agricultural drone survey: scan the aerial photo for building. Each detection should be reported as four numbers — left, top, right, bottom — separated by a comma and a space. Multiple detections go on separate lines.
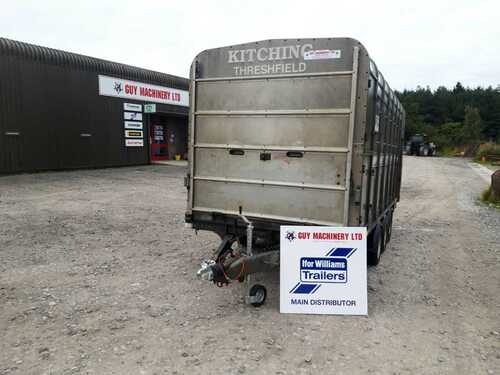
0, 37, 189, 174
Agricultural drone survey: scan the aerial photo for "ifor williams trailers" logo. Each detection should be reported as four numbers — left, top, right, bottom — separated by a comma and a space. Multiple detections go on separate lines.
289, 247, 356, 295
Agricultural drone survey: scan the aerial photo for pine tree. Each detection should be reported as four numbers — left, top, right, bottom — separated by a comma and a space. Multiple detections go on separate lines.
463, 105, 481, 144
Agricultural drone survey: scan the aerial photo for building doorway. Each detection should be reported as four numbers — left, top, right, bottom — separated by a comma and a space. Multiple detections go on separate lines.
150, 123, 168, 161
147, 113, 188, 162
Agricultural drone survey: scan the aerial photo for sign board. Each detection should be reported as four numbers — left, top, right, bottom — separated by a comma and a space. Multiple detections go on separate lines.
144, 103, 156, 113
124, 103, 142, 112
125, 139, 144, 147
99, 75, 189, 107
125, 130, 143, 138
280, 226, 367, 315
124, 121, 143, 130
124, 112, 143, 121
304, 49, 342, 60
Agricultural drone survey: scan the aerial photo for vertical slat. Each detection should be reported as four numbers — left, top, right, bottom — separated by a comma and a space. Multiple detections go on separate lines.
188, 64, 197, 211
381, 99, 392, 210
364, 71, 377, 227
343, 46, 359, 225
386, 105, 395, 207
378, 99, 386, 215
372, 90, 384, 222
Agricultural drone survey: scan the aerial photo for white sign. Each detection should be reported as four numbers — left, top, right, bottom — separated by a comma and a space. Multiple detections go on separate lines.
124, 103, 142, 112
125, 130, 143, 138
99, 75, 189, 107
124, 121, 143, 130
124, 112, 143, 121
280, 226, 367, 315
125, 139, 144, 147
304, 49, 342, 60
144, 103, 156, 113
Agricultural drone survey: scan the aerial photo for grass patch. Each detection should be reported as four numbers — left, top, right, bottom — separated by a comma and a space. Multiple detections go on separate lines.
439, 147, 459, 157
481, 186, 500, 209
475, 143, 500, 162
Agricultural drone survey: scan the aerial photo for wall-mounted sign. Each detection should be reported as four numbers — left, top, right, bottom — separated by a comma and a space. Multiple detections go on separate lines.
124, 103, 143, 112
99, 75, 189, 107
125, 130, 144, 138
124, 121, 143, 130
144, 103, 156, 113
280, 226, 367, 315
125, 139, 144, 147
124, 112, 143, 121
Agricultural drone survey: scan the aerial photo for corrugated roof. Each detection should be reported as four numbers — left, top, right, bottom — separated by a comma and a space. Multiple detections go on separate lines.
0, 37, 188, 89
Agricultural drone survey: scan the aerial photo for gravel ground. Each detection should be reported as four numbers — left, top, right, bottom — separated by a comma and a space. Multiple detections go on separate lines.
0, 156, 499, 375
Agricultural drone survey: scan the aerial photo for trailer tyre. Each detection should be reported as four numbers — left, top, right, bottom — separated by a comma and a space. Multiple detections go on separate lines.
384, 212, 393, 246
368, 225, 384, 266
248, 284, 267, 307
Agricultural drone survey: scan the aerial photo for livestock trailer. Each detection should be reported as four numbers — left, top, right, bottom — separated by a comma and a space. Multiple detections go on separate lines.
185, 38, 405, 306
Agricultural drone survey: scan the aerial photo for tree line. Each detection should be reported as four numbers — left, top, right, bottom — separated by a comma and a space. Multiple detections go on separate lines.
396, 83, 500, 151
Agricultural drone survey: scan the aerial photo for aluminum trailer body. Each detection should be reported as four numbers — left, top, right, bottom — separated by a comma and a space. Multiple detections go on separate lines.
185, 38, 405, 305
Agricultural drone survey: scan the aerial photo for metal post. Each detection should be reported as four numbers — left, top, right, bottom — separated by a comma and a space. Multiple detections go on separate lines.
239, 214, 253, 256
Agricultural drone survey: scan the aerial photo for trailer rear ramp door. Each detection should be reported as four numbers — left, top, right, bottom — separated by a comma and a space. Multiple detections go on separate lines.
189, 40, 362, 226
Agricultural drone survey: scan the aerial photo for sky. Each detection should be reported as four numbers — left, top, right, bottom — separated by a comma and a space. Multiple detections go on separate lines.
1, 0, 499, 91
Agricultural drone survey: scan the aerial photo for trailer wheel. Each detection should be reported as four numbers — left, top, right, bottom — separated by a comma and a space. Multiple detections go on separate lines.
384, 212, 393, 247
368, 225, 384, 266
248, 284, 267, 307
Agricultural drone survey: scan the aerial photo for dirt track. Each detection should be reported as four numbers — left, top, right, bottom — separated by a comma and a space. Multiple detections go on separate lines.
0, 156, 499, 375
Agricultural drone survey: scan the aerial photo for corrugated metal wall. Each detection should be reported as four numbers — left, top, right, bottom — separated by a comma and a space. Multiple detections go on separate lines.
0, 38, 189, 174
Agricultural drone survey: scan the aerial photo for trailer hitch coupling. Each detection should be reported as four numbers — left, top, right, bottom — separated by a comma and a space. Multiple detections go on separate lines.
197, 260, 231, 285
197, 260, 216, 281
197, 215, 256, 287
